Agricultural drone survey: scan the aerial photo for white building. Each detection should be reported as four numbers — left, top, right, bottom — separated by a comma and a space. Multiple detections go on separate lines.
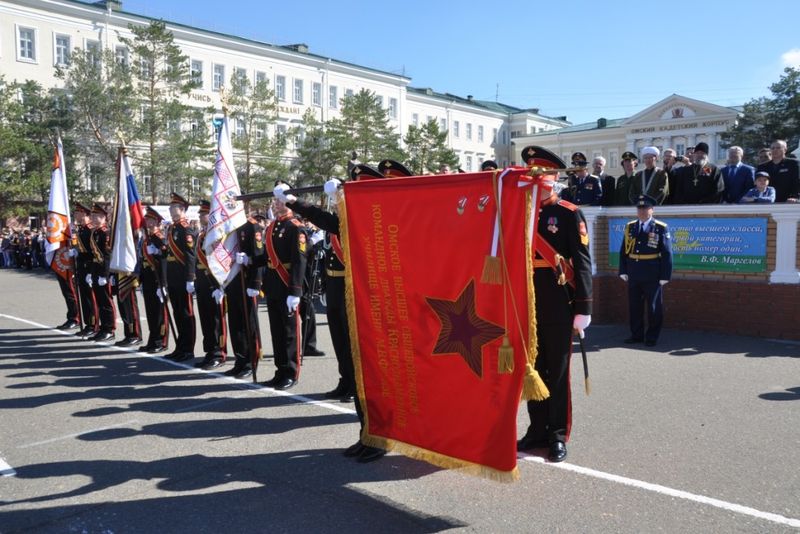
0, 0, 569, 181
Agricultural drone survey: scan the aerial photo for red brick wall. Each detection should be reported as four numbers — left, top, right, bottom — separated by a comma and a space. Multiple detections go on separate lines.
592, 274, 800, 340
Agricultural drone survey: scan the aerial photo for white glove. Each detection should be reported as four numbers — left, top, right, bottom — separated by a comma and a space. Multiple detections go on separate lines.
324, 178, 341, 199
246, 288, 260, 298
619, 274, 629, 282
98, 276, 108, 287
212, 288, 225, 304
156, 287, 166, 303
85, 274, 93, 287
68, 248, 79, 258
273, 183, 296, 204
186, 281, 195, 294
235, 252, 251, 265
286, 295, 300, 312
110, 276, 116, 286
310, 229, 324, 246
573, 314, 591, 338
659, 280, 669, 286
146, 244, 160, 255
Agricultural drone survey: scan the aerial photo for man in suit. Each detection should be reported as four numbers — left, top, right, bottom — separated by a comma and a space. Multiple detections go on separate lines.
721, 146, 755, 204
673, 142, 724, 204
619, 195, 673, 347
629, 146, 669, 205
757, 139, 799, 203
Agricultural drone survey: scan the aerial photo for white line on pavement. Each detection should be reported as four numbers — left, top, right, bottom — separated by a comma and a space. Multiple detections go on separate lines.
0, 456, 17, 477
17, 420, 140, 449
3, 312, 798, 528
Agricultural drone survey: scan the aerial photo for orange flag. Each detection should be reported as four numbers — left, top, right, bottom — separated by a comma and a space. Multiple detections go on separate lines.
341, 168, 547, 481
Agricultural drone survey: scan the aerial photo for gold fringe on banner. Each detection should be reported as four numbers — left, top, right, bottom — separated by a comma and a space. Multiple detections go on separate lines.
361, 434, 520, 483
522, 189, 549, 401
480, 171, 503, 285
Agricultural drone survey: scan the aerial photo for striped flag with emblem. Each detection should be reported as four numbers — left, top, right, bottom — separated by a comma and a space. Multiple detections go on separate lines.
45, 136, 72, 279
109, 147, 143, 275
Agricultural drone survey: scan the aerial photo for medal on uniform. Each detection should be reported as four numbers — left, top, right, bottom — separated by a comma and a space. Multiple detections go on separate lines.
547, 216, 558, 234
647, 232, 658, 248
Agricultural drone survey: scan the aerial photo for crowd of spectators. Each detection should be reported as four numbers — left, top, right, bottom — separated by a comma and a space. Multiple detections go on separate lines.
0, 227, 47, 270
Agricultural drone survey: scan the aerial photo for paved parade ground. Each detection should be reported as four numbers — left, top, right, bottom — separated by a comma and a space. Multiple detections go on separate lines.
0, 269, 798, 533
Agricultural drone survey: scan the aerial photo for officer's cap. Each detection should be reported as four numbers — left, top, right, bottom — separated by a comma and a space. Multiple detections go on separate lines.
378, 159, 413, 178
521, 145, 565, 170
144, 205, 163, 222
91, 203, 109, 216
169, 192, 189, 208
641, 146, 660, 158
480, 160, 499, 171
636, 195, 657, 208
621, 151, 638, 161
571, 152, 588, 166
73, 202, 91, 215
349, 164, 384, 181
198, 199, 211, 215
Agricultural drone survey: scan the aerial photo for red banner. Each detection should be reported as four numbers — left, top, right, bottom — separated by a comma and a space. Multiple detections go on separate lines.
341, 168, 547, 481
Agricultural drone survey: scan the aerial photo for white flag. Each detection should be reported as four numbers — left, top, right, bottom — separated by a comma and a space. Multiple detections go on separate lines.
109, 148, 141, 274
45, 137, 71, 270
204, 116, 247, 287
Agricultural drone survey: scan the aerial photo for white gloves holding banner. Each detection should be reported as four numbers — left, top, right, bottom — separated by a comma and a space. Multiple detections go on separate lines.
68, 248, 79, 258
98, 276, 108, 287
573, 314, 591, 338
324, 178, 341, 200
235, 252, 251, 266
619, 274, 629, 282
659, 280, 668, 286
246, 288, 260, 298
273, 183, 296, 204
212, 288, 225, 304
186, 281, 195, 294
146, 244, 160, 255
286, 295, 300, 313
85, 274, 93, 287
156, 287, 166, 303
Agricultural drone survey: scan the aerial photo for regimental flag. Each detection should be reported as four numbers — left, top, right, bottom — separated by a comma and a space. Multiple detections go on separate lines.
45, 137, 73, 279
109, 147, 143, 277
203, 116, 247, 288
341, 168, 549, 481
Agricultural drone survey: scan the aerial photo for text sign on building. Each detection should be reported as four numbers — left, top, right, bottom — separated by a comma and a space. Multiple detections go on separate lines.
608, 217, 768, 273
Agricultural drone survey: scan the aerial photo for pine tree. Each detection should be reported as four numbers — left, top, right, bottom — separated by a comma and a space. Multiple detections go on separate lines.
403, 118, 460, 174
292, 108, 339, 186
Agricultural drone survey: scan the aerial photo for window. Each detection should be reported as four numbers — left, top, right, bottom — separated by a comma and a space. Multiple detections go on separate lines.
17, 26, 37, 62
466, 123, 472, 140
191, 60, 203, 86
478, 125, 484, 142
426, 115, 433, 125
375, 95, 384, 108
492, 128, 498, 143
234, 67, 247, 85
412, 113, 419, 127
275, 75, 286, 101
255, 71, 267, 85
453, 120, 460, 138
501, 130, 507, 144
466, 155, 473, 171
294, 128, 304, 150
212, 64, 224, 91
329, 86, 338, 108
140, 58, 153, 79
54, 34, 70, 66
530, 126, 536, 134
293, 79, 303, 103
312, 82, 321, 106
142, 175, 152, 195
235, 118, 245, 138
609, 150, 618, 169
440, 118, 446, 131
388, 97, 398, 119
86, 39, 101, 69
115, 45, 128, 66
676, 143, 685, 156
276, 124, 287, 139
345, 88, 354, 98
191, 177, 201, 194
254, 121, 266, 141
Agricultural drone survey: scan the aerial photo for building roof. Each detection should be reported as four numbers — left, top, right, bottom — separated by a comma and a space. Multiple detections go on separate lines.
529, 117, 626, 136
407, 87, 567, 123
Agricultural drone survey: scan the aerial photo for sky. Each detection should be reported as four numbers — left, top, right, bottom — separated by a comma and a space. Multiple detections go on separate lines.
122, 0, 800, 125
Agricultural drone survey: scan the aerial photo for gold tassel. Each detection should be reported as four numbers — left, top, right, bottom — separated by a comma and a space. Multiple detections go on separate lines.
585, 377, 592, 396
497, 335, 514, 374
481, 255, 502, 284
522, 363, 550, 401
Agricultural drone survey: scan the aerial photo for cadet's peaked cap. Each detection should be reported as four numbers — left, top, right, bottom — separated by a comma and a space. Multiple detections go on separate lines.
480, 160, 499, 171
636, 194, 657, 208
621, 151, 638, 161
169, 192, 189, 208
91, 203, 108, 216
198, 199, 211, 215
693, 142, 709, 155
521, 145, 565, 170
73, 202, 91, 215
755, 171, 770, 179
349, 164, 384, 181
378, 159, 413, 178
641, 146, 660, 158
144, 205, 163, 222
571, 152, 588, 166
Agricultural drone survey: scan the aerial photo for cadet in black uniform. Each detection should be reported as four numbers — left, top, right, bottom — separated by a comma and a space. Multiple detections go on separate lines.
72, 203, 99, 338
162, 193, 197, 362
516, 146, 593, 463
619, 195, 673, 346
139, 206, 169, 353
195, 200, 228, 370
226, 215, 265, 379
113, 270, 143, 347
53, 228, 80, 331
87, 203, 115, 342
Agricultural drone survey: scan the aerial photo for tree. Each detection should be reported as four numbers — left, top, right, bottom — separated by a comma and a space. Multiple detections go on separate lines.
403, 118, 459, 174
292, 108, 339, 186
226, 72, 287, 195
722, 67, 800, 161
120, 20, 200, 203
327, 89, 403, 168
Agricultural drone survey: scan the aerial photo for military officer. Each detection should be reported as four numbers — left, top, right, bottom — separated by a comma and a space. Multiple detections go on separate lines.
563, 152, 602, 206
195, 200, 228, 370
139, 206, 169, 353
629, 146, 669, 205
517, 146, 593, 463
162, 192, 197, 362
480, 160, 499, 171
70, 203, 98, 337
619, 195, 673, 346
113, 267, 143, 347
86, 203, 115, 342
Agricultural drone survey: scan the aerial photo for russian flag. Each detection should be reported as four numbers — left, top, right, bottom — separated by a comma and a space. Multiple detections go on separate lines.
110, 147, 143, 274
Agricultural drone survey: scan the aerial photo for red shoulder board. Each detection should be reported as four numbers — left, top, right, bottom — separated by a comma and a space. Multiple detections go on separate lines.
289, 219, 303, 227
179, 219, 189, 227
557, 200, 578, 211
247, 216, 257, 224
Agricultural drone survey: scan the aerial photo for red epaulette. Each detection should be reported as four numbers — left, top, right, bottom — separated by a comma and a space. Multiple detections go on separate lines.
557, 200, 578, 211
247, 216, 257, 224
289, 219, 303, 227
178, 219, 189, 228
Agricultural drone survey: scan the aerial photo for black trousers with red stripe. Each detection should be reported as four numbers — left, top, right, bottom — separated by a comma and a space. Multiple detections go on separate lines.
117, 287, 142, 340
166, 264, 195, 354
266, 288, 301, 381
76, 263, 97, 330
225, 271, 259, 371
91, 278, 116, 333
140, 266, 168, 348
195, 268, 226, 357
56, 271, 80, 323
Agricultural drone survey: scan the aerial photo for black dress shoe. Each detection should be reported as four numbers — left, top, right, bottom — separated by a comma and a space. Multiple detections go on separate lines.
114, 338, 130, 346
548, 441, 567, 462
644, 340, 657, 347
75, 326, 94, 337
261, 375, 280, 386
272, 377, 296, 390
304, 348, 326, 357
57, 320, 80, 330
173, 353, 194, 363
323, 381, 347, 399
343, 441, 366, 457
92, 331, 114, 342
148, 345, 167, 354
624, 337, 644, 344
201, 358, 225, 370
233, 368, 253, 379
517, 435, 549, 452
224, 367, 244, 377
139, 344, 155, 352
357, 446, 386, 463
116, 337, 142, 347
340, 394, 355, 403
